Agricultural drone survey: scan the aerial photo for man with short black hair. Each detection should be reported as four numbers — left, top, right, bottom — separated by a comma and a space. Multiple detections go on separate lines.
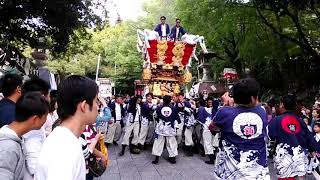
138, 93, 156, 149
209, 78, 270, 179
119, 96, 142, 156
22, 77, 50, 179
0, 74, 23, 127
268, 94, 319, 179
0, 92, 49, 180
35, 75, 99, 180
22, 77, 50, 100
176, 93, 195, 156
170, 18, 186, 41
152, 95, 179, 164
105, 95, 125, 146
154, 16, 170, 40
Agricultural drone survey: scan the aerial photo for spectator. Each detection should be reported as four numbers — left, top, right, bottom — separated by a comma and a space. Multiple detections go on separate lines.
0, 74, 23, 127
43, 96, 58, 136
22, 77, 50, 100
34, 75, 99, 180
311, 109, 320, 128
81, 124, 107, 180
21, 77, 50, 180
313, 122, 320, 174
303, 116, 312, 132
0, 92, 49, 180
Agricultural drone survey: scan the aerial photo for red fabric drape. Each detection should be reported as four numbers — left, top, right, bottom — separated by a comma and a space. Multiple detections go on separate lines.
147, 40, 158, 63
181, 44, 195, 66
146, 40, 195, 66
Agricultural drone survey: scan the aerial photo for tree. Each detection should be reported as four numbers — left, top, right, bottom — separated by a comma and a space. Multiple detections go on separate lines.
173, 0, 320, 102
252, 0, 320, 60
0, 0, 106, 53
47, 22, 143, 94
47, 0, 179, 94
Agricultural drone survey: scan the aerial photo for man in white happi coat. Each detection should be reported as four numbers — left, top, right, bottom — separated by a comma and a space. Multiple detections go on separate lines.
105, 95, 125, 145
175, 93, 196, 156
152, 95, 180, 164
138, 93, 157, 150
119, 96, 142, 156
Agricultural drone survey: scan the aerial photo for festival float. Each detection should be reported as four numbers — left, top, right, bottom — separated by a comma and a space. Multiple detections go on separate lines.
136, 29, 208, 97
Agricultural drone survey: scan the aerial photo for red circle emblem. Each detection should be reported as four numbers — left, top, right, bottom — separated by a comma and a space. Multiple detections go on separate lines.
281, 115, 301, 134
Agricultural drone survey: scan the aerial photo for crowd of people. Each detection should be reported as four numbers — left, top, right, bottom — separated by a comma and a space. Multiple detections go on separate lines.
0, 74, 320, 180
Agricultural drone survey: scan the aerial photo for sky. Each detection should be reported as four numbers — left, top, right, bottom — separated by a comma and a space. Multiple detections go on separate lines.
102, 0, 145, 24
98, 0, 250, 24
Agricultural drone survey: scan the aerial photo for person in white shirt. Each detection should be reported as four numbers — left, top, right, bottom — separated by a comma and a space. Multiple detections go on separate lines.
34, 75, 99, 180
154, 16, 170, 40
119, 96, 142, 156
105, 95, 125, 146
170, 18, 186, 41
43, 97, 58, 136
21, 77, 50, 180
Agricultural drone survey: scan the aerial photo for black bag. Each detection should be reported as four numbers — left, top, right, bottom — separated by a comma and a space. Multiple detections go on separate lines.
87, 125, 107, 177
87, 155, 106, 177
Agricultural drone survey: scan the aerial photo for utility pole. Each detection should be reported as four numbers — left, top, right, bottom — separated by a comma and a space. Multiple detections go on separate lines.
114, 62, 117, 95
95, 54, 101, 83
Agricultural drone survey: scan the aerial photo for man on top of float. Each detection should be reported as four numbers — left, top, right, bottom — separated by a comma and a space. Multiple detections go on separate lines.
154, 16, 170, 40
170, 18, 186, 41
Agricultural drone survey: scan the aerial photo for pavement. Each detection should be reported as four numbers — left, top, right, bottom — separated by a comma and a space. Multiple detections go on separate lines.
94, 144, 318, 180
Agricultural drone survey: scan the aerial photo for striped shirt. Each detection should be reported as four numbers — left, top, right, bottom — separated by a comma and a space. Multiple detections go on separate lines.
79, 125, 96, 173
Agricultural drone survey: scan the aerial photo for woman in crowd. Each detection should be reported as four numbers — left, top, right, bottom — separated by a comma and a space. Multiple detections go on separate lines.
311, 109, 320, 128
44, 96, 58, 136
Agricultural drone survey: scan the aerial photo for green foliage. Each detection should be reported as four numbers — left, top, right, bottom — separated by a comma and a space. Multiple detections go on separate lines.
47, 22, 143, 94
141, 0, 177, 28
174, 0, 320, 95
44, 0, 320, 96
0, 0, 105, 54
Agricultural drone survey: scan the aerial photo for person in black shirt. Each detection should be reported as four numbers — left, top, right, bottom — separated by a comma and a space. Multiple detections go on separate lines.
0, 74, 23, 127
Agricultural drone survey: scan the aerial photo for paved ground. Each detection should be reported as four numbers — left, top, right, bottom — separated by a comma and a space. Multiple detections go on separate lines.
95, 144, 318, 180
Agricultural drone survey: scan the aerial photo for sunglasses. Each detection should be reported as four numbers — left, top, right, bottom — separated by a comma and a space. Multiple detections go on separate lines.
161, 19, 165, 20
176, 22, 181, 23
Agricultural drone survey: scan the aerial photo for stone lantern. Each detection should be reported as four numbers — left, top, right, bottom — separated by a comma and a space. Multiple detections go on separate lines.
190, 51, 225, 98
31, 37, 48, 67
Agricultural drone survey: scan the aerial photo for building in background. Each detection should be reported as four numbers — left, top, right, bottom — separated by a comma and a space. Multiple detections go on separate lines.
97, 78, 113, 98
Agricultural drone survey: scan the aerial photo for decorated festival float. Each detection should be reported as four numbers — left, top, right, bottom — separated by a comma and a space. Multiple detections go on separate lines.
136, 29, 209, 97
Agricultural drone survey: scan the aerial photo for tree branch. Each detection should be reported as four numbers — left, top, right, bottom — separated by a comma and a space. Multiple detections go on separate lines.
284, 8, 319, 58
256, 7, 301, 45
255, 6, 320, 59
310, 0, 320, 23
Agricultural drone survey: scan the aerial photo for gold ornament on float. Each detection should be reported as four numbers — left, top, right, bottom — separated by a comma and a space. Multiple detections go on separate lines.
156, 40, 168, 65
142, 69, 151, 80
173, 83, 181, 94
172, 42, 185, 67
184, 71, 192, 83
153, 83, 162, 96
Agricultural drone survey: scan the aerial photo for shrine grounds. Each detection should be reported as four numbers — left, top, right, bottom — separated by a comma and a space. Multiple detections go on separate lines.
95, 144, 318, 180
